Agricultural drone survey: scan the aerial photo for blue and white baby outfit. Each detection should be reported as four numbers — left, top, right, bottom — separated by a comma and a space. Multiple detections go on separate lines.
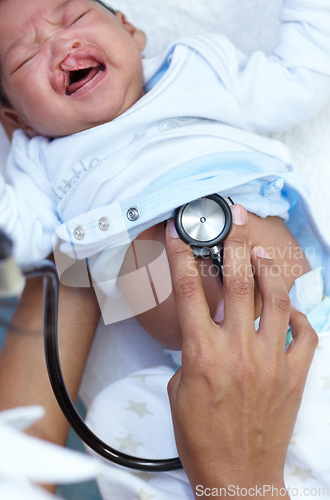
1, 0, 330, 299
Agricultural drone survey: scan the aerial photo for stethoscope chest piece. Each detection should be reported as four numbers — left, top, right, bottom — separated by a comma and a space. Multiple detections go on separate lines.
175, 194, 232, 248
174, 194, 233, 282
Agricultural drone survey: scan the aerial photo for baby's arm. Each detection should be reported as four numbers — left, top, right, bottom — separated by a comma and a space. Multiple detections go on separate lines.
0, 133, 58, 263
213, 0, 330, 132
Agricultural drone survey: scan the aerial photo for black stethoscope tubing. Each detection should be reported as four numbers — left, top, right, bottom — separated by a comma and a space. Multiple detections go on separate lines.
22, 260, 182, 472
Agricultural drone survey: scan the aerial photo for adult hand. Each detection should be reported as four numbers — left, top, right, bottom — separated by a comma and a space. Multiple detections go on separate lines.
166, 205, 318, 499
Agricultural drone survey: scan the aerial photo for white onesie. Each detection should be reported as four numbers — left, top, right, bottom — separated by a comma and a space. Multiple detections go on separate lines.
1, 0, 330, 303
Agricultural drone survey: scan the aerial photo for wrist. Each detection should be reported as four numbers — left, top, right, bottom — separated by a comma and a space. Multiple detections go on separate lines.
193, 482, 289, 499
189, 468, 288, 499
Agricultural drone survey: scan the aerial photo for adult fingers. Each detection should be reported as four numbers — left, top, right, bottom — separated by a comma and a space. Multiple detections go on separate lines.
286, 307, 318, 381
251, 246, 291, 351
165, 219, 214, 348
222, 205, 255, 333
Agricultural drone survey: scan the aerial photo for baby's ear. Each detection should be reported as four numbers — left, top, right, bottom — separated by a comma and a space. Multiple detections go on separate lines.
0, 107, 37, 138
115, 11, 146, 51
0, 106, 19, 140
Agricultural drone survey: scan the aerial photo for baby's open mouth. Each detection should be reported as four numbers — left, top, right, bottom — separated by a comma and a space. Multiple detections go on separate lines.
59, 49, 106, 97
65, 63, 106, 96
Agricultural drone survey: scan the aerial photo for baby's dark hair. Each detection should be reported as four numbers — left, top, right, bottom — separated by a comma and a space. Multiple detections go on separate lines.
0, 0, 116, 109
94, 0, 116, 14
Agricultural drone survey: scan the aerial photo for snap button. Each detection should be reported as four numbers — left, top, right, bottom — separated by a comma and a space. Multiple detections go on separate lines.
127, 207, 140, 221
73, 226, 85, 240
98, 216, 110, 231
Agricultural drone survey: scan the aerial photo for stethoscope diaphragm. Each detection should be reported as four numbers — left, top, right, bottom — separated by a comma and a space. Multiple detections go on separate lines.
174, 194, 233, 282
174, 194, 232, 247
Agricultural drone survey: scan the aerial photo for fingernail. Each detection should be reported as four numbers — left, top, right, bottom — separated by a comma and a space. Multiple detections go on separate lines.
231, 205, 247, 226
167, 219, 180, 238
252, 246, 271, 259
213, 298, 224, 323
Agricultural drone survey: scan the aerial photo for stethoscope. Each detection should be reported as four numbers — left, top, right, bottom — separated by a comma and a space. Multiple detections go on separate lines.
175, 194, 233, 282
0, 194, 232, 472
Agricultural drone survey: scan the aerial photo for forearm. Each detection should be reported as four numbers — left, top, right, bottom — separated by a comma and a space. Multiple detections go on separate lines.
188, 465, 289, 499
0, 277, 99, 454
178, 418, 290, 499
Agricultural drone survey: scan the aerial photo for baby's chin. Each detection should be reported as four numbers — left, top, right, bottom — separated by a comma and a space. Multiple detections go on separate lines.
32, 119, 108, 139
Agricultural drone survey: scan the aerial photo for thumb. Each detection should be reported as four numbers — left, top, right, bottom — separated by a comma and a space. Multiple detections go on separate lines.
167, 367, 182, 403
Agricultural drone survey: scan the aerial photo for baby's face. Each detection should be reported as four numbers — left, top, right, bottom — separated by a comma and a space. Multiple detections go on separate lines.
0, 0, 146, 137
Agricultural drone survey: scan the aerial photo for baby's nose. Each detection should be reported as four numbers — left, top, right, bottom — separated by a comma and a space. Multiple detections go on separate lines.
51, 35, 82, 61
